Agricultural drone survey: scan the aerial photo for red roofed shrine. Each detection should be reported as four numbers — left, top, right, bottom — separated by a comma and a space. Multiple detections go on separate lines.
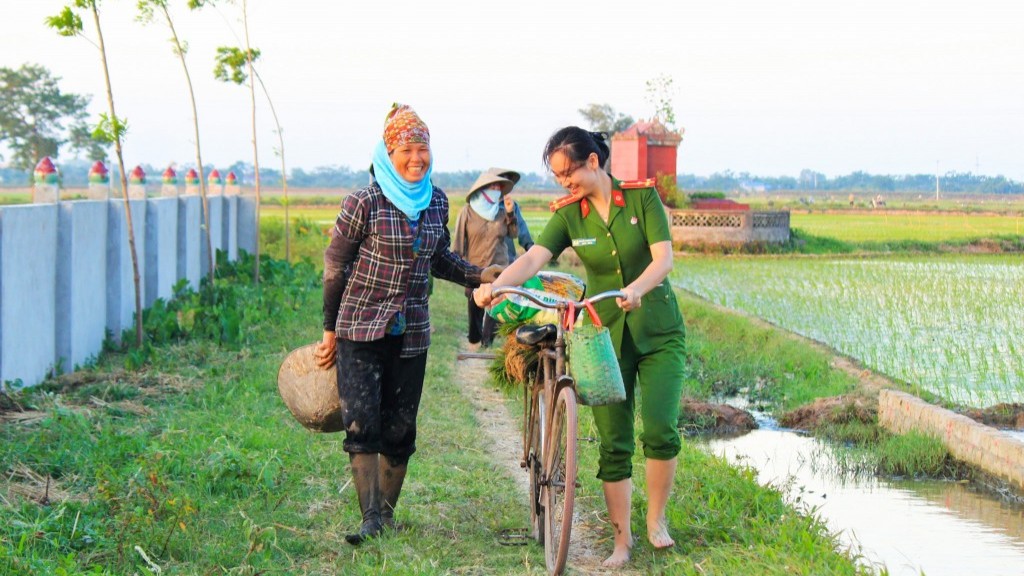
610, 119, 684, 183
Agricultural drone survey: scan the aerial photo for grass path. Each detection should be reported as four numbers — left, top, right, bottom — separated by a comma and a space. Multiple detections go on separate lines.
1, 261, 873, 575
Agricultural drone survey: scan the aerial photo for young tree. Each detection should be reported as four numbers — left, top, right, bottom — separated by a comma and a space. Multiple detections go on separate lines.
213, 0, 262, 283
48, 0, 144, 349
254, 70, 290, 262
645, 73, 677, 128
577, 103, 634, 134
136, 0, 215, 276
0, 63, 98, 170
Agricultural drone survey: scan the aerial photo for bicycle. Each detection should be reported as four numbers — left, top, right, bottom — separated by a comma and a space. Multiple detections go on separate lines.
490, 286, 626, 576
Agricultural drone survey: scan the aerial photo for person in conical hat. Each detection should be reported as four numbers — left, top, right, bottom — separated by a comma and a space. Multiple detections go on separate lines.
452, 170, 518, 348
315, 103, 503, 546
474, 126, 684, 568
483, 167, 535, 263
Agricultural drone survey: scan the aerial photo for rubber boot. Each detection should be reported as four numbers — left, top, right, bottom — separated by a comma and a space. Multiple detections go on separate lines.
379, 456, 408, 530
345, 453, 382, 545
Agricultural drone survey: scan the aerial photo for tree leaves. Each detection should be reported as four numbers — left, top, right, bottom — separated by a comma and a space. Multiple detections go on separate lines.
0, 64, 95, 170
213, 46, 261, 85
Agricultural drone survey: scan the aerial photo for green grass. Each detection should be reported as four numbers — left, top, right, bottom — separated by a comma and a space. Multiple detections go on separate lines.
0, 250, 872, 574
677, 291, 859, 413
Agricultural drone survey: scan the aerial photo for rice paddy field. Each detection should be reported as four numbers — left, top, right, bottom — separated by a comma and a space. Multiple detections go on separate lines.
671, 254, 1024, 407
792, 212, 1024, 243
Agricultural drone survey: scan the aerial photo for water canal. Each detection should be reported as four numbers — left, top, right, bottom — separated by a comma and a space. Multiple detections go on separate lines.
702, 412, 1024, 576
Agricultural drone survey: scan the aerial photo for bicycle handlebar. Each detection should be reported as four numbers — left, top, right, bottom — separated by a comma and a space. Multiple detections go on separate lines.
490, 286, 627, 309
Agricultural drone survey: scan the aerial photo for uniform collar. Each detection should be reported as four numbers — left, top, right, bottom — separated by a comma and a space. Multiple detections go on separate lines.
548, 176, 626, 215
578, 179, 626, 219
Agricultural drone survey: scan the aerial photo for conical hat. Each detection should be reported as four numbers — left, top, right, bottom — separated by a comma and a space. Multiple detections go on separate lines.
485, 167, 521, 185
467, 172, 513, 202
277, 344, 345, 432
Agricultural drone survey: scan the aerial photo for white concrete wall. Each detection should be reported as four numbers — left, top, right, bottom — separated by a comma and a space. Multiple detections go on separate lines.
238, 198, 257, 255
202, 196, 224, 277
1, 205, 58, 387
145, 198, 178, 306
879, 389, 1024, 491
0, 194, 256, 388
107, 200, 147, 339
224, 196, 238, 261
57, 201, 107, 371
178, 196, 201, 291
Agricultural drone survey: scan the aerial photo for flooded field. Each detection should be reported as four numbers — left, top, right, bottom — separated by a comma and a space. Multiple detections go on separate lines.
673, 254, 1024, 407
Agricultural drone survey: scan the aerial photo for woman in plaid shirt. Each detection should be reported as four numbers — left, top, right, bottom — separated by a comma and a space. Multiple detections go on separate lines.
315, 104, 500, 545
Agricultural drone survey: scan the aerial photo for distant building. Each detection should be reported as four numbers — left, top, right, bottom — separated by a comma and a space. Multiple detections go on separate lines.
610, 119, 684, 184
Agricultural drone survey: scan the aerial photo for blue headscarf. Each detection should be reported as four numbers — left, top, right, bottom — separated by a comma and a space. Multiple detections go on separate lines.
371, 140, 433, 220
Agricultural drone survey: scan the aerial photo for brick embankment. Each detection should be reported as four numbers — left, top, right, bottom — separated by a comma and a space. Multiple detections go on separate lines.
879, 389, 1024, 490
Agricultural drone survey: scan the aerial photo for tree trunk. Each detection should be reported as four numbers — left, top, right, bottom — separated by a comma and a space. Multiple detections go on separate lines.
93, 3, 143, 349
253, 69, 288, 262
162, 5, 215, 278
243, 0, 261, 284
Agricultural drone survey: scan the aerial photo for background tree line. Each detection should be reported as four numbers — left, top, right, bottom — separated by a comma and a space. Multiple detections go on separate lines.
5, 161, 1021, 195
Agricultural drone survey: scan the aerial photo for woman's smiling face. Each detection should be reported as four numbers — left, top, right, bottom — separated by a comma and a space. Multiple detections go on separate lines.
390, 142, 431, 183
548, 149, 599, 196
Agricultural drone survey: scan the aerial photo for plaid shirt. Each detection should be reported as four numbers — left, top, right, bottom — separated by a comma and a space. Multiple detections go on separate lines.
323, 183, 483, 357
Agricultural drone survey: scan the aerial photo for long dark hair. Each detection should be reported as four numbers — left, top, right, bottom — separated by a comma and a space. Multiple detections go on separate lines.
542, 126, 610, 171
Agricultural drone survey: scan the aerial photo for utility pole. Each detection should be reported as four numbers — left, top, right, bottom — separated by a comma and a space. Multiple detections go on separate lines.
935, 160, 940, 201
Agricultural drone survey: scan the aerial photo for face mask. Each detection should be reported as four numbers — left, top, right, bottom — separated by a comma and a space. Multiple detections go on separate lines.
469, 188, 502, 221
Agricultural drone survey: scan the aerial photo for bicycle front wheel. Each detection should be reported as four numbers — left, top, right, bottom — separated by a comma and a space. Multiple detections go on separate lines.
544, 386, 578, 575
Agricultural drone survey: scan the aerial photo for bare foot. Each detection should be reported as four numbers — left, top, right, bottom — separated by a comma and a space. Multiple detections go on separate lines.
647, 518, 675, 549
602, 544, 631, 568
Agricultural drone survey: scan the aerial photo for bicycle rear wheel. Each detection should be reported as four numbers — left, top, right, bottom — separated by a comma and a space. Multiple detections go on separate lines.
544, 386, 577, 575
527, 384, 545, 543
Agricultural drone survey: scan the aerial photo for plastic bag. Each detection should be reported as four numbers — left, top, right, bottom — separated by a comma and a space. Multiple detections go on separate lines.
487, 271, 586, 325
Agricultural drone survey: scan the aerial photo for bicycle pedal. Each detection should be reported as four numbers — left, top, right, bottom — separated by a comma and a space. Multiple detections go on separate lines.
497, 528, 530, 546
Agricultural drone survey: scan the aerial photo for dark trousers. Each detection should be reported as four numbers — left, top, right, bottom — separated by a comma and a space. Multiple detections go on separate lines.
336, 336, 427, 464
467, 297, 497, 346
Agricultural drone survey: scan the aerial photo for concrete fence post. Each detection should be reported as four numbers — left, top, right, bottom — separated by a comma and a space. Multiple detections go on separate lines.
145, 197, 179, 307
237, 196, 257, 256
87, 161, 110, 200
56, 201, 107, 371
106, 199, 147, 341
208, 169, 224, 196
184, 168, 199, 196
128, 165, 147, 199
33, 157, 60, 204
225, 171, 240, 196
177, 195, 201, 290
201, 195, 224, 277
1, 205, 58, 387
161, 166, 179, 198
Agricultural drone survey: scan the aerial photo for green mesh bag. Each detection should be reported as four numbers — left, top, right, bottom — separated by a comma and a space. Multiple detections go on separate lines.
565, 302, 626, 406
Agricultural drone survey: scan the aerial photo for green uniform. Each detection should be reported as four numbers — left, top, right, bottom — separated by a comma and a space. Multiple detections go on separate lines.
536, 179, 686, 482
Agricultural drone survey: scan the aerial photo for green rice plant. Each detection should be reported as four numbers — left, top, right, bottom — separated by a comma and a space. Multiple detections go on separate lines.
673, 254, 1024, 408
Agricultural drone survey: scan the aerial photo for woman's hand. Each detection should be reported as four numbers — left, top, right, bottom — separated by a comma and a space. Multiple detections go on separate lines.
616, 286, 642, 311
473, 283, 494, 307
315, 330, 337, 370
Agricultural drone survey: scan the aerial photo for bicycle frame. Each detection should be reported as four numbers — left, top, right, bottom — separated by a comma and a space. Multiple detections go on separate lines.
491, 286, 625, 575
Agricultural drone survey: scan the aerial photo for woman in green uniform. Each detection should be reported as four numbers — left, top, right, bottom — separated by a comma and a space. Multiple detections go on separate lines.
474, 127, 685, 568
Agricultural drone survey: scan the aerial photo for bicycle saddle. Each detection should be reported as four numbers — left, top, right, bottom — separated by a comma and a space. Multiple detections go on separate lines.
515, 324, 557, 346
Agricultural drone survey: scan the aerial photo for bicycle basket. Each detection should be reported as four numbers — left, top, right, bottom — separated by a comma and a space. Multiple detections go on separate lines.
565, 302, 626, 406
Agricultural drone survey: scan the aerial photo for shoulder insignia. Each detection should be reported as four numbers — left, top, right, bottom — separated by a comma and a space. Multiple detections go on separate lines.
620, 178, 657, 190
549, 192, 585, 213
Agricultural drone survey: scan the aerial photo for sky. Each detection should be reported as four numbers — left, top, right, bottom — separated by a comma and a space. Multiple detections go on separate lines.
1, 0, 1023, 180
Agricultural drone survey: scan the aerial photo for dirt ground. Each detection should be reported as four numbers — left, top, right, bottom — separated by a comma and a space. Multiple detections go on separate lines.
454, 352, 639, 576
